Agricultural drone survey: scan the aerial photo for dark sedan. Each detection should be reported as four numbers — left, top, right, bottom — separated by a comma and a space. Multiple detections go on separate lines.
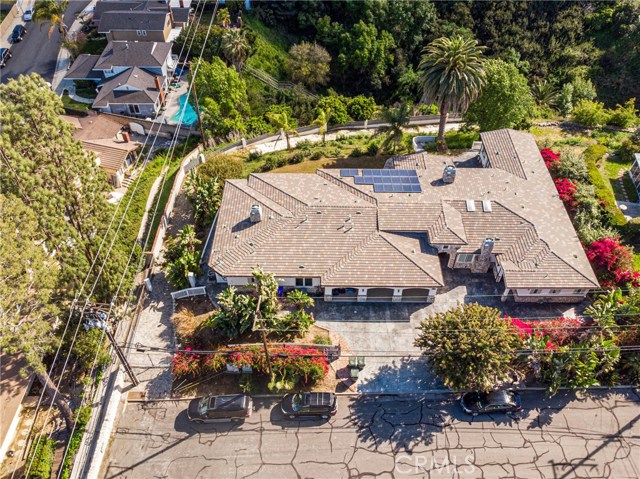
461, 390, 522, 416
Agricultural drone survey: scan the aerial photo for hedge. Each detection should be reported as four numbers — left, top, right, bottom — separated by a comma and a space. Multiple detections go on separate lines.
26, 437, 56, 479
59, 406, 93, 479
583, 144, 626, 226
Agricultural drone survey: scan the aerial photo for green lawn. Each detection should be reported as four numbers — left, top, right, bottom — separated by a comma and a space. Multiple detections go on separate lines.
80, 37, 108, 55
61, 94, 91, 115
603, 154, 639, 202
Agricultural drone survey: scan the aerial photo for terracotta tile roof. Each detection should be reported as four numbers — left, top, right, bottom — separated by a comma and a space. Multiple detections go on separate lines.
210, 129, 598, 290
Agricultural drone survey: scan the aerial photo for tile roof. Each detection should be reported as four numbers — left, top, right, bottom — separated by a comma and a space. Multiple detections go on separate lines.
82, 138, 140, 172
98, 10, 169, 33
94, 41, 172, 70
69, 114, 125, 140
479, 129, 528, 179
210, 129, 598, 290
93, 1, 146, 23
92, 67, 163, 107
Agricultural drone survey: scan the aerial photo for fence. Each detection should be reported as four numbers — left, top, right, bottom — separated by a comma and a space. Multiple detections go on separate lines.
170, 286, 207, 301
149, 144, 204, 259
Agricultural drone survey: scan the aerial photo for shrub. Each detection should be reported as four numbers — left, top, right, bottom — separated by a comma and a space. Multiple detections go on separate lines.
587, 236, 639, 287
572, 100, 610, 127
296, 139, 314, 151
583, 144, 626, 226
347, 95, 376, 121
247, 150, 262, 162
199, 153, 243, 181
616, 137, 640, 163
162, 225, 202, 288
261, 154, 287, 171
309, 150, 323, 161
59, 406, 92, 479
554, 178, 578, 209
313, 334, 332, 345
606, 99, 639, 128
555, 149, 589, 182
245, 116, 271, 136
367, 141, 380, 156
316, 95, 350, 125
350, 147, 365, 158
541, 148, 561, 172
27, 437, 56, 479
289, 152, 306, 164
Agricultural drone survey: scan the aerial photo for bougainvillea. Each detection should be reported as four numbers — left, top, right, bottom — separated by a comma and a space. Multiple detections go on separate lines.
554, 177, 577, 209
507, 317, 585, 347
587, 236, 639, 287
541, 148, 560, 172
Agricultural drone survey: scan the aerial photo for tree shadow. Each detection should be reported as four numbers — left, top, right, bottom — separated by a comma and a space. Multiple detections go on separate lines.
356, 356, 443, 394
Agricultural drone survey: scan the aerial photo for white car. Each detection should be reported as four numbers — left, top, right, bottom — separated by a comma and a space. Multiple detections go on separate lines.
23, 9, 33, 22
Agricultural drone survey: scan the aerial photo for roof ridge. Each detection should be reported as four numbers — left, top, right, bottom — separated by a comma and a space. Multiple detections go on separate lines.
316, 170, 377, 205
248, 174, 307, 212
379, 232, 444, 286
441, 200, 467, 243
228, 180, 293, 217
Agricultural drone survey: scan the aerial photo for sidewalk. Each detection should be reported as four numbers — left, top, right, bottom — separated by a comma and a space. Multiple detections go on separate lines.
0, 1, 34, 50
52, 0, 99, 93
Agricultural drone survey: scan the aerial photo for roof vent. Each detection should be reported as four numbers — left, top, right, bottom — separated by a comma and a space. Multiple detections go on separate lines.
465, 200, 476, 212
249, 204, 262, 223
482, 200, 492, 212
442, 165, 456, 184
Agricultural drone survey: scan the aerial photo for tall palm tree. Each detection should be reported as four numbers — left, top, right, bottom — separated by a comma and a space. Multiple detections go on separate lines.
418, 35, 486, 150
33, 0, 69, 41
312, 108, 331, 143
373, 102, 411, 155
222, 29, 250, 72
266, 111, 299, 150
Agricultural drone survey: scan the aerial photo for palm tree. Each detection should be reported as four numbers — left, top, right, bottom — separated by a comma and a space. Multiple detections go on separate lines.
311, 108, 330, 143
285, 289, 315, 311
531, 79, 559, 108
222, 29, 250, 72
33, 0, 69, 41
216, 7, 231, 28
418, 35, 486, 150
266, 111, 299, 150
373, 102, 411, 155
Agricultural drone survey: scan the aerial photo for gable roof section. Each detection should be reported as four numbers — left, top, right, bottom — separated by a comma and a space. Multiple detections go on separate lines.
93, 67, 163, 107
82, 138, 140, 172
480, 129, 528, 179
98, 10, 169, 33
93, 1, 146, 23
65, 54, 101, 80
95, 41, 171, 70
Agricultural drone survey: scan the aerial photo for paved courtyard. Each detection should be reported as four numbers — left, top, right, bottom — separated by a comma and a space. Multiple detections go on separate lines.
315, 262, 588, 393
102, 389, 640, 479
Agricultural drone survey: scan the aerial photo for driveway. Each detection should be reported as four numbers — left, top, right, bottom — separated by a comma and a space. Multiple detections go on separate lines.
102, 389, 640, 479
1, 1, 89, 84
315, 258, 589, 393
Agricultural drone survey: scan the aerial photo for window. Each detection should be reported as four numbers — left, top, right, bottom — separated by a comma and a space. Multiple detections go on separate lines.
128, 104, 140, 114
529, 289, 541, 294
457, 253, 475, 263
549, 289, 560, 294
136, 29, 147, 36
441, 245, 449, 251
573, 289, 585, 294
295, 278, 312, 287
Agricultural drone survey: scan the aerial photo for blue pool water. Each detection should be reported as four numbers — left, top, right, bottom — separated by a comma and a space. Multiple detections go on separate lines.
171, 93, 198, 125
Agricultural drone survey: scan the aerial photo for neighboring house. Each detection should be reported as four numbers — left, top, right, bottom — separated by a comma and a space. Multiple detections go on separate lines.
99, 10, 172, 42
0, 354, 32, 467
208, 129, 599, 303
65, 41, 174, 118
62, 113, 142, 186
629, 153, 640, 199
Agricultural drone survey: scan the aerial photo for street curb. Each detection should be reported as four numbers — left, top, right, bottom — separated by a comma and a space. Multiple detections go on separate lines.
126, 386, 638, 403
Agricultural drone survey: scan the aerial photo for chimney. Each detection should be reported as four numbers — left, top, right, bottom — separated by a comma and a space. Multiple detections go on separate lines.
442, 164, 456, 183
122, 131, 131, 143
179, 0, 184, 7
154, 76, 166, 106
167, 5, 175, 26
471, 237, 494, 274
250, 204, 262, 223
480, 237, 494, 256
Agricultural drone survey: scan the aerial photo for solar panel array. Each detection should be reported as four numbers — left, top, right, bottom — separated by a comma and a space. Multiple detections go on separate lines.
339, 169, 422, 193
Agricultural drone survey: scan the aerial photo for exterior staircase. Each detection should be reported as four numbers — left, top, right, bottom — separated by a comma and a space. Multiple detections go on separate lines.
241, 64, 319, 100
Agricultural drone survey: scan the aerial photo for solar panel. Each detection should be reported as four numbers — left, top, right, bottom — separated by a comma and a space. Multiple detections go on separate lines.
340, 169, 358, 177
354, 176, 368, 184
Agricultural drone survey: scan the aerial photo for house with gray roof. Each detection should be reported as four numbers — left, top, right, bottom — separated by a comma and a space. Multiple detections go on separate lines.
208, 129, 598, 303
65, 41, 174, 117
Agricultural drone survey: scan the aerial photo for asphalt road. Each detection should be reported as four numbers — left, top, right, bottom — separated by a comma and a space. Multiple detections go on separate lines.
0, 1, 89, 84
102, 389, 640, 479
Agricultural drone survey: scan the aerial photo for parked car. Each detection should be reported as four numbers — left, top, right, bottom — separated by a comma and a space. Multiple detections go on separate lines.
11, 25, 26, 43
0, 48, 12, 68
280, 392, 337, 419
187, 394, 252, 423
460, 390, 522, 416
23, 9, 33, 21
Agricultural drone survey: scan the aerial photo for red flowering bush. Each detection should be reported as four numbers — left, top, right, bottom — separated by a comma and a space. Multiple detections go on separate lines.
509, 317, 533, 338
554, 178, 577, 209
171, 350, 201, 378
541, 148, 561, 172
533, 317, 586, 345
587, 236, 639, 287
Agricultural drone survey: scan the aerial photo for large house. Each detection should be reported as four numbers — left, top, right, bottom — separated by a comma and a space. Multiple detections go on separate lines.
629, 153, 640, 198
65, 41, 175, 117
208, 129, 599, 303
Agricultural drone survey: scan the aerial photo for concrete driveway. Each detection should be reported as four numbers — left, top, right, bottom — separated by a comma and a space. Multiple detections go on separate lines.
315, 259, 588, 393
102, 389, 640, 479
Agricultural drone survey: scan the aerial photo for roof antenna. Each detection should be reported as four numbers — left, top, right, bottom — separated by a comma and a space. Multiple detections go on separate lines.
345, 214, 352, 223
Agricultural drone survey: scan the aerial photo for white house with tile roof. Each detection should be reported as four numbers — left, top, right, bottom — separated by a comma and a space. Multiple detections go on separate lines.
208, 129, 599, 303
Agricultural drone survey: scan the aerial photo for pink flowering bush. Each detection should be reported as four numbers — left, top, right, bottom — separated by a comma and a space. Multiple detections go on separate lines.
554, 177, 577, 209
587, 236, 639, 287
541, 148, 561, 172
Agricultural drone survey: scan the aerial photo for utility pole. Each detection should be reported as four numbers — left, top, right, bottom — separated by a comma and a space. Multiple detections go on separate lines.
189, 62, 208, 147
83, 307, 140, 386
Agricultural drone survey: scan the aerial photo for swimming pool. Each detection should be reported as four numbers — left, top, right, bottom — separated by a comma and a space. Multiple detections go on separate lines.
171, 93, 198, 125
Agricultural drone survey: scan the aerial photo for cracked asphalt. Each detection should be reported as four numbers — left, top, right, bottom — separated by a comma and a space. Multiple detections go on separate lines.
102, 389, 640, 479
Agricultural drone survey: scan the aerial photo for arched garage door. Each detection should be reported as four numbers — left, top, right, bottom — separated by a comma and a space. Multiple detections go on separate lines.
402, 288, 430, 302
366, 288, 394, 301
